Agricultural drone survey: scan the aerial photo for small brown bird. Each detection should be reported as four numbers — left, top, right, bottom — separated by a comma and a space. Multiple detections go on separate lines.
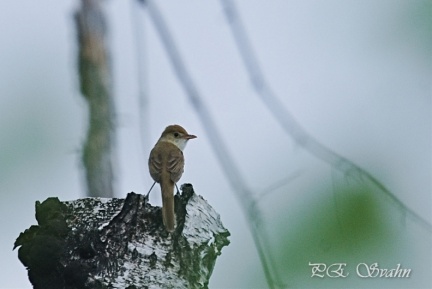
148, 125, 196, 232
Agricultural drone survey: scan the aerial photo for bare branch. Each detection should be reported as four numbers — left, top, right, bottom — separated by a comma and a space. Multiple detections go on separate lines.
138, 0, 282, 287
219, 0, 432, 234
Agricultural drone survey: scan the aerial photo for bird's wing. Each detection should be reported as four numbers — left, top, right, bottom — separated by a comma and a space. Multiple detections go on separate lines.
167, 148, 184, 183
149, 148, 163, 182
149, 142, 184, 183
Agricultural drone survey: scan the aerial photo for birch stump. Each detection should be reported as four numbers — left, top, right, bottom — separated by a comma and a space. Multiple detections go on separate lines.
14, 184, 230, 289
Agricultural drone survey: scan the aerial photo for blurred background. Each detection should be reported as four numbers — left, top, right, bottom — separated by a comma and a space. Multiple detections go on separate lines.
1, 0, 430, 288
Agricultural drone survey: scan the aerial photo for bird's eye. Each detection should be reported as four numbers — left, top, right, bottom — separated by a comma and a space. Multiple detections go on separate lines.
174, 132, 179, 138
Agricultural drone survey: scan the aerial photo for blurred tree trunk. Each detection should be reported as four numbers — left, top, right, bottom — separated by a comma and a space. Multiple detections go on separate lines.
75, 0, 116, 197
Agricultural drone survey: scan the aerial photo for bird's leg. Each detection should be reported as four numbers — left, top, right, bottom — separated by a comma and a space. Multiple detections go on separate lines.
175, 184, 180, 194
145, 181, 157, 199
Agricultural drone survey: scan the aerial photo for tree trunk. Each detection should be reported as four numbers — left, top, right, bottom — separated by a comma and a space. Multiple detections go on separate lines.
75, 0, 116, 198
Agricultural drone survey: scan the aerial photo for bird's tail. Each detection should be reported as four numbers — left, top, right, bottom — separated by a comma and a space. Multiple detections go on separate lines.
160, 175, 175, 232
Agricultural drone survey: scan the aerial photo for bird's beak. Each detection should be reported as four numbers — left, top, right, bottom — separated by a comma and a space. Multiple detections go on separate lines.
184, 134, 197, 140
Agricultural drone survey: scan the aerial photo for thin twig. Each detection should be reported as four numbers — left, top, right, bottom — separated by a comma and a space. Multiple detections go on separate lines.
130, 0, 151, 188
138, 0, 282, 287
219, 0, 432, 234
256, 170, 301, 201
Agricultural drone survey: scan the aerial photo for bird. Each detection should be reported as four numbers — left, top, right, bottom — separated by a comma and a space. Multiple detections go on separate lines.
148, 125, 196, 232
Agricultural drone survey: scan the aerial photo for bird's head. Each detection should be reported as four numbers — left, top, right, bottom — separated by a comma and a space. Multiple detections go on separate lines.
159, 125, 196, 151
